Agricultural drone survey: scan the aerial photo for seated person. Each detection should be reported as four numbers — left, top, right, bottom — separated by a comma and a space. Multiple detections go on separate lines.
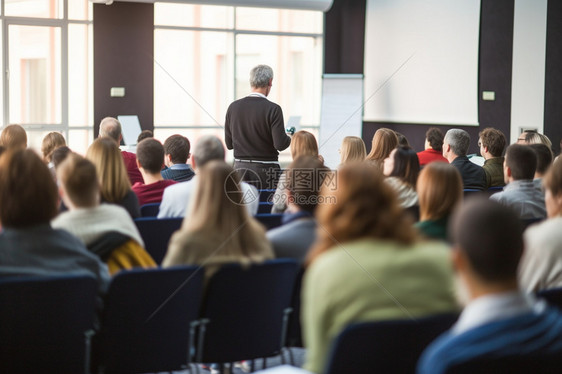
161, 134, 195, 182
158, 135, 259, 218
490, 144, 546, 219
302, 162, 457, 374
519, 158, 562, 291
267, 156, 330, 261
0, 124, 27, 150
162, 161, 273, 282
339, 136, 366, 166
530, 143, 553, 191
383, 146, 420, 208
0, 149, 110, 293
41, 131, 66, 179
52, 154, 155, 275
443, 129, 486, 190
418, 199, 562, 374
479, 127, 507, 188
417, 127, 448, 167
132, 138, 176, 206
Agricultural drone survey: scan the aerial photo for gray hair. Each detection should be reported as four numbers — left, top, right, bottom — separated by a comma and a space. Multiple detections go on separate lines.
444, 129, 470, 157
99, 117, 121, 142
193, 135, 225, 167
249, 65, 273, 88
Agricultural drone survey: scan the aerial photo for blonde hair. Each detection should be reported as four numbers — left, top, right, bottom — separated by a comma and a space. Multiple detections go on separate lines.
340, 136, 366, 164
181, 161, 268, 258
307, 162, 417, 265
86, 137, 131, 203
418, 162, 463, 221
366, 128, 398, 166
41, 132, 66, 163
0, 124, 27, 150
290, 130, 319, 159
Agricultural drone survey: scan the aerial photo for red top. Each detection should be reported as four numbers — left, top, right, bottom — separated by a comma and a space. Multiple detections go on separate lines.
122, 151, 144, 185
417, 148, 448, 166
132, 179, 177, 206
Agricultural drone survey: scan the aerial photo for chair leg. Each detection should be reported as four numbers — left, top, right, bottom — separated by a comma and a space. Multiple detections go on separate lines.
262, 357, 267, 370
288, 346, 295, 366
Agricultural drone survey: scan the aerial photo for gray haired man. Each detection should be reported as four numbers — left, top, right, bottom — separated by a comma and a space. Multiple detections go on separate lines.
225, 64, 291, 190
443, 129, 486, 190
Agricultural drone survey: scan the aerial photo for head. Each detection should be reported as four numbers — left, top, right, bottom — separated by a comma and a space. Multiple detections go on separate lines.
191, 135, 225, 169
51, 146, 72, 171
250, 64, 273, 93
136, 138, 165, 174
86, 137, 131, 203
163, 134, 191, 167
286, 156, 330, 214
383, 146, 420, 188
443, 129, 470, 160
137, 129, 153, 143
99, 117, 122, 143
522, 130, 553, 150
0, 125, 27, 150
418, 162, 463, 221
395, 132, 410, 148
529, 143, 553, 178
57, 153, 100, 209
478, 127, 506, 159
366, 128, 399, 162
0, 149, 58, 228
425, 127, 445, 152
504, 144, 536, 183
41, 132, 66, 163
543, 159, 562, 218
290, 131, 319, 160
340, 136, 366, 165
451, 198, 523, 294
306, 162, 417, 265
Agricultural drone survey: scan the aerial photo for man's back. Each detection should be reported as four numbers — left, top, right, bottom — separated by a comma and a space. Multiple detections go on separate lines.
490, 180, 546, 219
483, 157, 505, 188
451, 156, 486, 190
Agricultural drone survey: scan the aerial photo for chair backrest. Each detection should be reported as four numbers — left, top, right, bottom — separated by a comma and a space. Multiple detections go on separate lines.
0, 275, 98, 374
258, 201, 274, 214
286, 266, 305, 348
325, 312, 459, 374
197, 259, 299, 364
445, 354, 562, 374
259, 189, 276, 203
537, 287, 562, 310
94, 266, 203, 374
140, 203, 161, 217
463, 189, 483, 198
134, 217, 183, 264
521, 217, 543, 230
255, 213, 283, 230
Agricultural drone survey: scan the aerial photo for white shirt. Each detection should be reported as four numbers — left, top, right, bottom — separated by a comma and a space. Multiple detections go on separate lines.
158, 175, 259, 218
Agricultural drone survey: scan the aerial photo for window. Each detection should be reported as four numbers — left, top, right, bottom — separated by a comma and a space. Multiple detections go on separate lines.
154, 4, 323, 164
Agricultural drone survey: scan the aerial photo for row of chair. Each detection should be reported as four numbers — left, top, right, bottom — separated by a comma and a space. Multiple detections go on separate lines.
0, 259, 300, 374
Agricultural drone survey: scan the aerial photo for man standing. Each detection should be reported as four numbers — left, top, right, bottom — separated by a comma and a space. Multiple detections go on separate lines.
225, 64, 291, 190
478, 127, 507, 188
443, 129, 486, 190
99, 117, 144, 185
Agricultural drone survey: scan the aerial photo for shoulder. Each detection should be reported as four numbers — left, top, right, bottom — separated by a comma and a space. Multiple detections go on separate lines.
526, 217, 562, 244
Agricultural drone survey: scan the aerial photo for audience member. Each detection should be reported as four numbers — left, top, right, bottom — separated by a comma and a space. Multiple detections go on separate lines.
41, 131, 66, 179
417, 127, 448, 166
99, 117, 144, 185
478, 127, 506, 188
519, 158, 562, 291
302, 162, 457, 374
415, 162, 463, 241
161, 134, 195, 182
132, 138, 176, 206
267, 156, 329, 261
272, 130, 322, 213
518, 130, 553, 151
0, 124, 27, 150
51, 145, 72, 170
52, 154, 155, 275
162, 161, 273, 281
158, 135, 259, 218
443, 129, 486, 190
365, 128, 398, 170
418, 199, 562, 374
86, 137, 141, 218
395, 131, 410, 148
383, 146, 420, 208
0, 149, 109, 292
137, 129, 153, 143
529, 143, 553, 191
339, 136, 366, 165
490, 144, 546, 219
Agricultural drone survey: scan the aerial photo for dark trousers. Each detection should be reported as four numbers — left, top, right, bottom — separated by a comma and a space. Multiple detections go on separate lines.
233, 161, 281, 190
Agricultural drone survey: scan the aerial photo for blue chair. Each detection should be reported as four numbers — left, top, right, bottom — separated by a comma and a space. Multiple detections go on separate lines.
259, 189, 276, 203
446, 354, 562, 373
258, 201, 274, 214
140, 202, 161, 217
537, 287, 562, 310
325, 312, 459, 374
463, 189, 484, 198
255, 213, 283, 230
196, 259, 300, 373
0, 275, 98, 374
134, 217, 183, 264
93, 266, 204, 374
